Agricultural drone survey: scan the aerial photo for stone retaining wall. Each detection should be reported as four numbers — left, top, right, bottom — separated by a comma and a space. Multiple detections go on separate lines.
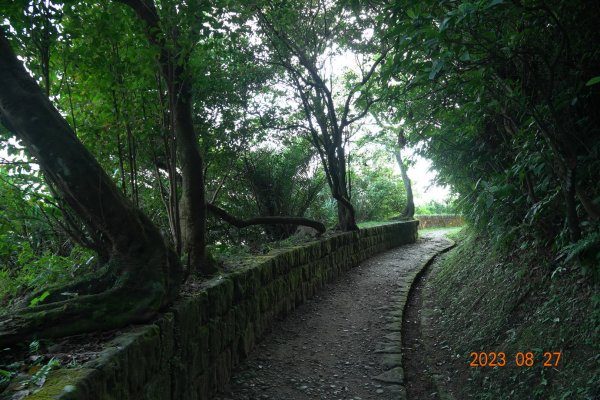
416, 214, 464, 229
29, 221, 418, 400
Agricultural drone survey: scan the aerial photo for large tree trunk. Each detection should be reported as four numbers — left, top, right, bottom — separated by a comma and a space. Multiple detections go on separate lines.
395, 149, 415, 218
326, 146, 359, 231
173, 84, 213, 274
332, 164, 358, 231
331, 176, 359, 231
335, 147, 359, 231
116, 0, 215, 275
336, 198, 359, 231
0, 29, 182, 347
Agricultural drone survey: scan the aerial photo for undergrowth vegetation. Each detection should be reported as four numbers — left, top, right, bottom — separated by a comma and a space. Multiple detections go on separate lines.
430, 230, 599, 399
384, 0, 600, 284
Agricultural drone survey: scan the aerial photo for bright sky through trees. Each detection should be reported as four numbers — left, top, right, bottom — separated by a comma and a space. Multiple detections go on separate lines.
325, 46, 450, 207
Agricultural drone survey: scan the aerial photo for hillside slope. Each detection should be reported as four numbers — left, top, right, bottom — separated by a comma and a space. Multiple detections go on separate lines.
422, 231, 599, 399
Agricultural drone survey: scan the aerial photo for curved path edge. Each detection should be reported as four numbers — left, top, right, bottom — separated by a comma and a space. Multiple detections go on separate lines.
216, 234, 455, 400
372, 238, 456, 399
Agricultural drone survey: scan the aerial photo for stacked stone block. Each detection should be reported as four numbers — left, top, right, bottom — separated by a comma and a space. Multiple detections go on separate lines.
28, 221, 418, 400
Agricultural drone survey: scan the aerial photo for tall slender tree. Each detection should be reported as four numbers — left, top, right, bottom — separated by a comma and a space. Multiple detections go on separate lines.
114, 0, 215, 274
254, 0, 389, 230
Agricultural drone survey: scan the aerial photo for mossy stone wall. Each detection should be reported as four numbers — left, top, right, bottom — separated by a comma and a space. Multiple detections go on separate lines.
416, 214, 464, 229
29, 221, 418, 400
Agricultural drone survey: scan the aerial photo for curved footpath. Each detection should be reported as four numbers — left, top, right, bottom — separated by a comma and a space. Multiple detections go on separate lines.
214, 233, 453, 400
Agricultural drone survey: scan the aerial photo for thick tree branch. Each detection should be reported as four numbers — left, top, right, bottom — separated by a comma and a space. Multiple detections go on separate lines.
207, 203, 326, 234
343, 97, 382, 127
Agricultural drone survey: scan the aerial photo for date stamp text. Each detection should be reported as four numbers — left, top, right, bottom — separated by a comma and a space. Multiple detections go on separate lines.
469, 351, 562, 367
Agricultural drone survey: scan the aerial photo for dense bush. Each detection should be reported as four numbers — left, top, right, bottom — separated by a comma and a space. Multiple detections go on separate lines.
382, 0, 600, 279
415, 200, 455, 216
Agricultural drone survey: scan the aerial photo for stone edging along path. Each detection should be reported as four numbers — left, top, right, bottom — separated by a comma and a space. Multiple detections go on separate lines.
373, 237, 456, 398
215, 233, 455, 400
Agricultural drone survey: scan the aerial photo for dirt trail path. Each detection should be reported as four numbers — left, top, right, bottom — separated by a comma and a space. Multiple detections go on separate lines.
214, 233, 453, 400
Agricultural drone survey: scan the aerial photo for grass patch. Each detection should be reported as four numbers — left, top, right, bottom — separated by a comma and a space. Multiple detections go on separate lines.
427, 229, 599, 399
419, 226, 464, 236
357, 220, 398, 228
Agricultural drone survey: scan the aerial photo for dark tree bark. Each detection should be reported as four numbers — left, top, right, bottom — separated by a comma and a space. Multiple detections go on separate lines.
0, 29, 182, 347
577, 189, 600, 220
115, 0, 215, 275
395, 130, 415, 218
207, 204, 326, 234
394, 151, 415, 218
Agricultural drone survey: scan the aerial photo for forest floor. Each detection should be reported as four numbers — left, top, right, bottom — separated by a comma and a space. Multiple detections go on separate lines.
214, 231, 454, 400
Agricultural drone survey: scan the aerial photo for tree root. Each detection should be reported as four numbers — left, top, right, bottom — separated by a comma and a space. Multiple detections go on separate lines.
0, 244, 181, 348
16, 268, 116, 310
0, 280, 165, 348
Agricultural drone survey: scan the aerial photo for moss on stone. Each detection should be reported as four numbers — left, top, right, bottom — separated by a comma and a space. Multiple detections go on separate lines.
242, 265, 260, 294
272, 278, 286, 305
233, 304, 247, 338
229, 270, 247, 303
155, 312, 175, 367
259, 260, 273, 285
173, 297, 205, 346
240, 323, 255, 357
24, 368, 95, 400
244, 296, 260, 322
205, 277, 233, 317
215, 348, 232, 392
196, 325, 210, 371
207, 319, 223, 362
258, 285, 273, 313
221, 310, 235, 346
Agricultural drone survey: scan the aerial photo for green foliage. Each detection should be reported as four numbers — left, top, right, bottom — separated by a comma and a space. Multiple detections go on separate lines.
243, 139, 325, 222
558, 230, 600, 279
351, 165, 406, 222
356, 221, 396, 229
0, 239, 95, 308
380, 0, 600, 278
303, 154, 407, 227
29, 340, 40, 355
29, 291, 49, 307
0, 157, 95, 307
0, 368, 14, 393
209, 138, 326, 242
306, 196, 339, 229
30, 357, 60, 387
415, 200, 455, 215
0, 0, 596, 336
585, 76, 600, 86
1, 188, 89, 302
0, 340, 61, 392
